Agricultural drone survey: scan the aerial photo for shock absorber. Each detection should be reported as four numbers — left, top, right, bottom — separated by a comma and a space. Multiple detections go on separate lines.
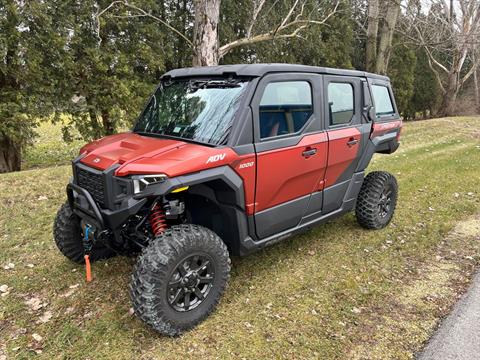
149, 202, 168, 236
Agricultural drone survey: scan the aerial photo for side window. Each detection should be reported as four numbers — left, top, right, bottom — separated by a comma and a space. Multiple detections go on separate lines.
259, 81, 313, 139
328, 82, 354, 126
371, 85, 394, 116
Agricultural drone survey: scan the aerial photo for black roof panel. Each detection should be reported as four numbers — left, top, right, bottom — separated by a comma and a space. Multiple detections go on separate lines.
162, 63, 389, 81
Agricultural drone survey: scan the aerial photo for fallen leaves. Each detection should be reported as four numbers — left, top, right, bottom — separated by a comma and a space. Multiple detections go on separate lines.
3, 262, 14, 270
25, 297, 46, 311
32, 333, 43, 342
0, 284, 9, 297
38, 310, 53, 324
60, 284, 80, 298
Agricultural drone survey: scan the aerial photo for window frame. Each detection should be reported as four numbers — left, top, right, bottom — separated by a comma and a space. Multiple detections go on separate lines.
327, 81, 355, 127
323, 75, 362, 129
258, 80, 314, 140
367, 79, 399, 122
251, 73, 323, 149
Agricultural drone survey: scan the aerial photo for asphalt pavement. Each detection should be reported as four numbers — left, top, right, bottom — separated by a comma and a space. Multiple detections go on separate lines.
417, 271, 480, 360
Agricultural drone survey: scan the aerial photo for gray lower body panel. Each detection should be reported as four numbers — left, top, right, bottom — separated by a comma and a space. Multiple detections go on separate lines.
254, 194, 310, 239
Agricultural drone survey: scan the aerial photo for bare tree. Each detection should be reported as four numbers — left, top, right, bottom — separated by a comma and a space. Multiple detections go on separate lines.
366, 0, 380, 71
365, 0, 401, 74
403, 0, 480, 116
97, 0, 339, 67
473, 51, 480, 112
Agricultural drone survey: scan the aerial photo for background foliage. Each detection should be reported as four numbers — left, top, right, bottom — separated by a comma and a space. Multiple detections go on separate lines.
1, 0, 478, 172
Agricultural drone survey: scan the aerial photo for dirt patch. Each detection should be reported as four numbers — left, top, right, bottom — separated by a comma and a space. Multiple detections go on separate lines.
349, 215, 480, 360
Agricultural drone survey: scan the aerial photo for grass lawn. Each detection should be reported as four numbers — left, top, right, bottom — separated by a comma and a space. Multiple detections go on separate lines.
1, 117, 479, 359
22, 119, 84, 171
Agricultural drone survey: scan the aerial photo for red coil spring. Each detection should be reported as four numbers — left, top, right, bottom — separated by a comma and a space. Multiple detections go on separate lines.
149, 203, 168, 236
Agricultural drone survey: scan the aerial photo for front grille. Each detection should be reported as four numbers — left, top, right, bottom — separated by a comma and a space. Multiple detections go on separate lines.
76, 166, 105, 207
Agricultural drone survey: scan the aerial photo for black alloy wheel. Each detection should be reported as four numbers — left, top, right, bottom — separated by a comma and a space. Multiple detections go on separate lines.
167, 254, 215, 312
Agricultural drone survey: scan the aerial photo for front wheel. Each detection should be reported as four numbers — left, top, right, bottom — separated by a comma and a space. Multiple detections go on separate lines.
355, 171, 398, 229
130, 224, 231, 336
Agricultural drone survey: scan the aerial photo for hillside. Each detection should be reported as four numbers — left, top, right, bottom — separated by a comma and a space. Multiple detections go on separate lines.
1, 117, 479, 359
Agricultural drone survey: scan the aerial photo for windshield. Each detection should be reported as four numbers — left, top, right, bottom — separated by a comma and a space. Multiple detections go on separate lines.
133, 79, 248, 145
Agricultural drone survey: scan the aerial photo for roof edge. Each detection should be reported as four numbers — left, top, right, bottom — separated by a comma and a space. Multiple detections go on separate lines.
162, 63, 389, 81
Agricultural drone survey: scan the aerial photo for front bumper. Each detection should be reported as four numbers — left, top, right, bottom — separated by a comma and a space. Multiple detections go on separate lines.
67, 181, 147, 233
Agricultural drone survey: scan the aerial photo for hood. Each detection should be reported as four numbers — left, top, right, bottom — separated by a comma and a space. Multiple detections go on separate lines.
79, 132, 238, 178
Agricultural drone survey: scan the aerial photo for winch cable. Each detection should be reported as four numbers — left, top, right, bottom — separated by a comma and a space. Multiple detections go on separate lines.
83, 225, 93, 282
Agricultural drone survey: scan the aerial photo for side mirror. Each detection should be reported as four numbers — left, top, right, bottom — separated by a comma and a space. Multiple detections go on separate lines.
367, 105, 376, 122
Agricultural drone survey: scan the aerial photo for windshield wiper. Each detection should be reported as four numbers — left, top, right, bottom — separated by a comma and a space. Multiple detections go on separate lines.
135, 131, 215, 147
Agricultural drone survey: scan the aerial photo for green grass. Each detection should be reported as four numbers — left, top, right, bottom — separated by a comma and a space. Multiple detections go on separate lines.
1, 117, 480, 359
22, 118, 84, 170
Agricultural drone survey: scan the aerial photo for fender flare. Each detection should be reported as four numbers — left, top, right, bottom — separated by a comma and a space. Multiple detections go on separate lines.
135, 166, 246, 210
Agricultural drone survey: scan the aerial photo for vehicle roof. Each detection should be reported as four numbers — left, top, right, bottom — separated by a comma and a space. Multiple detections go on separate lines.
162, 63, 389, 81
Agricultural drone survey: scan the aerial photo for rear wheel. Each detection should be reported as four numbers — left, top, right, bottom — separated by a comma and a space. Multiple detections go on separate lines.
53, 202, 115, 263
130, 224, 231, 336
355, 171, 398, 229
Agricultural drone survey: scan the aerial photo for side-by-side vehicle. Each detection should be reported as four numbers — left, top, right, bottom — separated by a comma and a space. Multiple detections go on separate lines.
54, 64, 401, 335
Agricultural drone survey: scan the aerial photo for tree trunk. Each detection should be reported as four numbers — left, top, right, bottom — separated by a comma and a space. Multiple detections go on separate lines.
366, 0, 380, 72
101, 110, 115, 135
192, 0, 220, 66
0, 135, 21, 173
474, 64, 479, 113
375, 0, 400, 74
437, 72, 460, 117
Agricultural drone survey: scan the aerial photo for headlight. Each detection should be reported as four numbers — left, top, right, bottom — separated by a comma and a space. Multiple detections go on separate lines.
132, 174, 167, 194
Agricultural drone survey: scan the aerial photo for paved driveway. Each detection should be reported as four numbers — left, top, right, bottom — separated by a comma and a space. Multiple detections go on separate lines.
417, 271, 480, 360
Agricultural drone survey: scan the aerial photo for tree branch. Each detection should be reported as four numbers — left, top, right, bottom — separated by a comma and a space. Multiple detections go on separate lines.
246, 0, 267, 38
411, 23, 450, 73
219, 1, 339, 59
96, 0, 193, 47
461, 55, 480, 85
425, 51, 447, 93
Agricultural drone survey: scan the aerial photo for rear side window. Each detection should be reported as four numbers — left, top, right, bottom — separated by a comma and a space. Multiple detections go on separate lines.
372, 85, 394, 116
259, 81, 313, 139
328, 83, 354, 125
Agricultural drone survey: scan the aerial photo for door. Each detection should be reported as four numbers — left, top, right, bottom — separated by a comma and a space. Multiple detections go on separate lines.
252, 73, 328, 239
322, 75, 370, 213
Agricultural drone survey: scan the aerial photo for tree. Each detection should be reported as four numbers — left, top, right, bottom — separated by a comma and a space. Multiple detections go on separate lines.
0, 1, 68, 172
192, 0, 220, 66
221, 0, 354, 68
387, 40, 416, 115
59, 0, 167, 141
98, 0, 340, 66
409, 48, 441, 118
364, 0, 401, 73
403, 0, 480, 116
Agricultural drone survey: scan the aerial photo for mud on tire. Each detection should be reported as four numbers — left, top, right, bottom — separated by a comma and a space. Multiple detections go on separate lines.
130, 224, 231, 336
355, 171, 398, 230
53, 202, 115, 263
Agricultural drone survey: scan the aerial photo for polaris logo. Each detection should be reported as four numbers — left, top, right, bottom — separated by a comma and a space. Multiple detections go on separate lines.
93, 158, 101, 163
206, 153, 226, 164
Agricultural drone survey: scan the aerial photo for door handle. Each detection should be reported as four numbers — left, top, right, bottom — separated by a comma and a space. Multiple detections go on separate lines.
347, 138, 359, 147
302, 147, 317, 157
